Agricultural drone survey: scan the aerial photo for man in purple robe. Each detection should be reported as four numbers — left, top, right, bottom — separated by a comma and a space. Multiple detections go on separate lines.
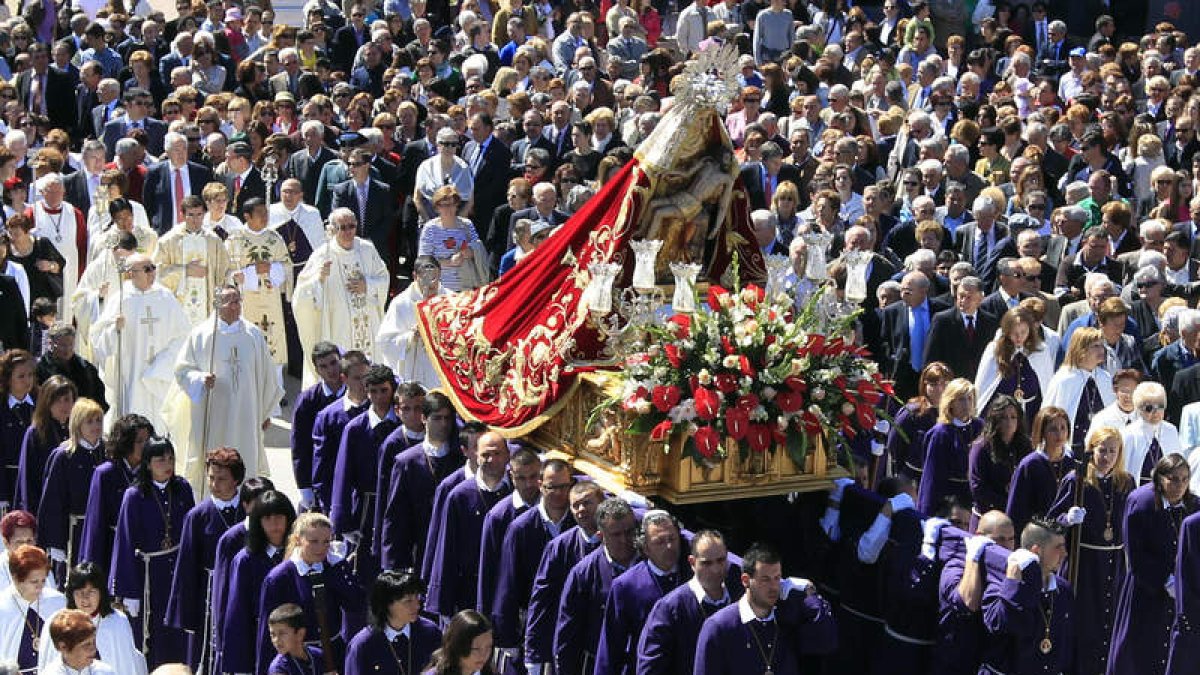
936, 509, 1016, 675
636, 529, 742, 675
377, 391, 464, 572
210, 476, 273, 675
166, 447, 246, 673
420, 421, 486, 581
366, 383, 428, 541
290, 342, 344, 512
331, 364, 398, 587
554, 497, 638, 675
1168, 509, 1200, 674
525, 482, 605, 675
477, 448, 542, 632
979, 518, 1075, 675
311, 351, 370, 512
78, 414, 151, 567
425, 430, 512, 621
595, 509, 686, 675
492, 458, 575, 664
693, 542, 838, 675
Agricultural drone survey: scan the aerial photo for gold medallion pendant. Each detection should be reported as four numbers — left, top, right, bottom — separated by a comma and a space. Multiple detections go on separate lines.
1040, 638, 1053, 654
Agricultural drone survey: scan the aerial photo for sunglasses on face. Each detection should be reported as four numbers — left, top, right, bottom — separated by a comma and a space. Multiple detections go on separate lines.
1141, 403, 1166, 413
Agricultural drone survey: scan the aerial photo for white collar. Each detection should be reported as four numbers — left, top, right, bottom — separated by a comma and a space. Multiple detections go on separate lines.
211, 494, 237, 510
687, 575, 730, 606
7, 394, 32, 408
368, 407, 398, 429
383, 623, 413, 640
737, 594, 775, 624
512, 490, 534, 510
79, 438, 100, 450
266, 543, 280, 558
1044, 575, 1058, 592
537, 500, 569, 528
475, 470, 508, 493
463, 463, 476, 480
217, 317, 242, 334
342, 395, 367, 412
237, 168, 252, 182
951, 418, 973, 428
647, 559, 676, 577
152, 479, 169, 490
1036, 446, 1071, 461
402, 425, 425, 442
290, 549, 344, 573
319, 381, 345, 397
422, 439, 447, 457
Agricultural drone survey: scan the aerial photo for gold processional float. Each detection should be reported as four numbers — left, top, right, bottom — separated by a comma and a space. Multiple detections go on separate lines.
417, 44, 882, 503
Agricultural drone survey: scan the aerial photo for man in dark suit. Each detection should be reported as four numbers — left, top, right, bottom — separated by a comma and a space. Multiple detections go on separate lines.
15, 43, 75, 135
101, 88, 166, 161
1169, 359, 1200, 427
954, 195, 1008, 291
73, 61, 103, 142
144, 131, 215, 234
510, 110, 557, 173
1035, 20, 1072, 80
924, 276, 998, 381
875, 271, 950, 400
463, 113, 513, 233
1054, 227, 1125, 302
284, 120, 337, 206
222, 141, 266, 217
63, 140, 107, 217
332, 4, 371, 74
543, 101, 575, 163
979, 257, 1032, 320
738, 142, 801, 211
331, 148, 395, 259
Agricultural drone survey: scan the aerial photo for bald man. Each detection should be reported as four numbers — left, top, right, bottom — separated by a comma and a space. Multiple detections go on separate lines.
935, 510, 1015, 675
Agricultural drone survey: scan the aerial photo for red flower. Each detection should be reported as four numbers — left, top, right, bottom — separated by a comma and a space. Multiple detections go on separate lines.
707, 286, 730, 312
664, 344, 684, 368
771, 425, 788, 444
747, 423, 773, 453
736, 393, 760, 411
856, 406, 876, 430
694, 387, 722, 420
650, 419, 673, 442
721, 336, 735, 355
805, 334, 826, 355
693, 426, 721, 458
801, 411, 822, 436
784, 376, 807, 393
776, 391, 804, 413
742, 284, 765, 309
714, 373, 740, 394
726, 406, 750, 440
739, 355, 755, 377
667, 314, 692, 338
443, 238, 458, 250
652, 385, 681, 413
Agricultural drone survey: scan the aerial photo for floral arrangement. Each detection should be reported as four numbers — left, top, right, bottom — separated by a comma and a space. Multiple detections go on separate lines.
612, 280, 894, 469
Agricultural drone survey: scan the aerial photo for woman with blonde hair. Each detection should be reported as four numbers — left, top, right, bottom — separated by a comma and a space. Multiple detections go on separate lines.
1047, 425, 1131, 675
201, 182, 243, 239
887, 362, 953, 483
1120, 381, 1181, 486
1129, 133, 1165, 215
915, 378, 982, 514
1045, 327, 1114, 453
975, 307, 1055, 424
417, 185, 483, 293
36, 398, 105, 573
1006, 406, 1075, 534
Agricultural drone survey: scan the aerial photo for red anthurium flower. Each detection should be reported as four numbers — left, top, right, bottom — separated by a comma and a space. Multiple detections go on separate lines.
721, 336, 735, 355
771, 425, 788, 444
784, 376, 807, 392
707, 286, 730, 312
664, 344, 684, 368
714, 373, 740, 394
726, 406, 750, 439
747, 423, 773, 453
693, 426, 721, 458
650, 419, 673, 442
652, 385, 682, 413
694, 387, 722, 420
833, 375, 848, 391
856, 406, 876, 430
776, 391, 804, 413
805, 334, 826, 354
667, 314, 692, 338
801, 411, 822, 436
738, 355, 755, 377
736, 393, 760, 411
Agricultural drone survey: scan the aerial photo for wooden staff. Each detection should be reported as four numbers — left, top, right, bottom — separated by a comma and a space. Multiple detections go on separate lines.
199, 293, 222, 466
115, 259, 125, 418
1068, 450, 1092, 591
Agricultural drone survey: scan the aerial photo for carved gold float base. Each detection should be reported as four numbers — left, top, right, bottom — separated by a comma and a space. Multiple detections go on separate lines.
529, 372, 851, 504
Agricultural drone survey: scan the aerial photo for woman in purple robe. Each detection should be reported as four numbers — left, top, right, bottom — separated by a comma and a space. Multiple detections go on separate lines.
211, 477, 275, 675
0, 350, 37, 509
1048, 426, 1132, 675
109, 436, 195, 669
77, 414, 151, 568
974, 307, 1054, 430
424, 609, 495, 675
222, 489, 296, 675
1167, 509, 1200, 674
37, 398, 105, 576
257, 512, 366, 673
1108, 453, 1199, 675
885, 362, 951, 484
967, 395, 1032, 530
0, 544, 66, 672
917, 378, 983, 515
15, 375, 75, 515
1006, 406, 1075, 536
345, 570, 442, 675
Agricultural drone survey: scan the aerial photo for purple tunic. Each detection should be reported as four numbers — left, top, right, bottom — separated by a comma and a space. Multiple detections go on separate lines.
476, 494, 530, 621
887, 403, 938, 482
554, 546, 631, 675
109, 477, 196, 669
526, 525, 600, 668
595, 560, 687, 675
1167, 511, 1200, 675
1047, 471, 1128, 675
0, 397, 33, 505
290, 382, 343, 493
1005, 451, 1076, 536
872, 510, 941, 675
266, 646, 324, 675
420, 466, 469, 581
378, 443, 462, 571
636, 579, 742, 675
311, 397, 369, 512
988, 351, 1042, 423
166, 497, 244, 669
78, 459, 137, 567
491, 505, 575, 649
917, 419, 984, 515
935, 554, 988, 675
15, 421, 66, 514
258, 558, 366, 674
1107, 484, 1197, 675
211, 521, 248, 673
967, 440, 1019, 531
425, 476, 511, 616
343, 618, 441, 675
223, 547, 284, 674
692, 592, 838, 675
36, 441, 104, 562
330, 411, 397, 584
979, 566, 1075, 674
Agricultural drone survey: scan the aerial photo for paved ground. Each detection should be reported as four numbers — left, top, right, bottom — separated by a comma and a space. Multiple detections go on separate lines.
261, 375, 303, 504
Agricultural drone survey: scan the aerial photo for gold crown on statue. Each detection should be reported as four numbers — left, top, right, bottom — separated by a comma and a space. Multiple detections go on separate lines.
673, 41, 741, 113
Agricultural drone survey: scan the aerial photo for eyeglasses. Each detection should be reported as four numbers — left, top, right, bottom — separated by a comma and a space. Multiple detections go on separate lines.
743, 98, 761, 104
438, 141, 458, 148
199, 117, 219, 124
1136, 280, 1162, 288
1027, 203, 1046, 210
337, 223, 358, 231
133, 264, 156, 272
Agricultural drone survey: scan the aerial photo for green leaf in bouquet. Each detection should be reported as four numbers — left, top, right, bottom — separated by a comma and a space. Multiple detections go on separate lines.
786, 428, 808, 470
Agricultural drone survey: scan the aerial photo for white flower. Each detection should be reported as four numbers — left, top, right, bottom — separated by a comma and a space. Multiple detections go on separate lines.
812, 387, 826, 400
722, 355, 739, 369
697, 369, 713, 385
842, 402, 855, 416
669, 399, 697, 423
635, 400, 653, 415
761, 386, 777, 400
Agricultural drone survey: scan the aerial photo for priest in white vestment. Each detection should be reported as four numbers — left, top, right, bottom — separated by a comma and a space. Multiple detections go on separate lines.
28, 173, 86, 324
90, 254, 191, 431
376, 255, 451, 390
85, 197, 157, 263
71, 231, 137, 362
293, 207, 389, 386
167, 284, 282, 492
268, 178, 326, 277
154, 196, 232, 326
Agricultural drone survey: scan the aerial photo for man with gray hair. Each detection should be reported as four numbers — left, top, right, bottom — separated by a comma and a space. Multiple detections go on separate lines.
1166, 310, 1200, 424
64, 139, 107, 217
750, 209, 784, 256
144, 130, 215, 234
739, 141, 800, 210
925, 275, 997, 380
36, 323, 107, 408
942, 144, 985, 204
1036, 20, 1071, 78
1117, 219, 1169, 275
955, 194, 1006, 289
875, 270, 950, 399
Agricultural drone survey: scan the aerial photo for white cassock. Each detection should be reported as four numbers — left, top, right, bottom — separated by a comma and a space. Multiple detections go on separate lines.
1043, 367, 1115, 444
39, 661, 117, 674
71, 251, 125, 362
1122, 419, 1183, 486
38, 609, 146, 675
376, 282, 451, 390
268, 202, 326, 252
30, 201, 84, 323
90, 281, 191, 431
973, 342, 1057, 415
165, 316, 282, 492
0, 586, 66, 664
293, 237, 389, 386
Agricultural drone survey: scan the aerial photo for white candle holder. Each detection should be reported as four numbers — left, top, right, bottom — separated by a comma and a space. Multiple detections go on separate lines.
669, 262, 702, 313
630, 239, 663, 292
802, 231, 833, 281
764, 254, 791, 300
844, 250, 872, 303
585, 262, 622, 315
